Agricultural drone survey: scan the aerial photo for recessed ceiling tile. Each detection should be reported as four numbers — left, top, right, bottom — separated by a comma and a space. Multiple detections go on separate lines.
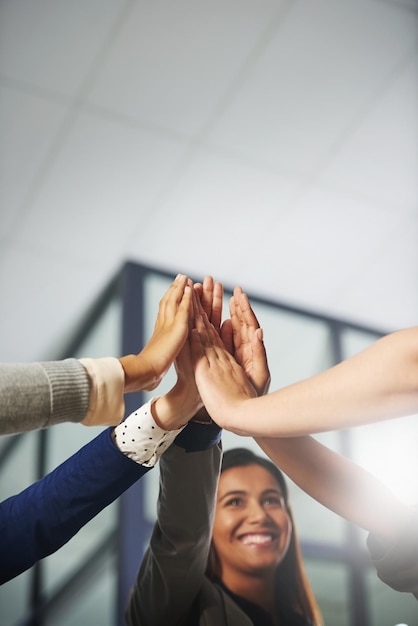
14, 111, 189, 259
207, 0, 417, 176
0, 0, 124, 95
86, 0, 282, 136
0, 84, 69, 237
122, 146, 301, 280
391, 0, 418, 10
319, 57, 418, 213
330, 215, 418, 331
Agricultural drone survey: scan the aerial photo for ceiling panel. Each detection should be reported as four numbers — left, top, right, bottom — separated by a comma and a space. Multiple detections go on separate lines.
0, 84, 69, 239
0, 0, 124, 96
122, 145, 303, 284
206, 0, 417, 176
86, 0, 283, 136
332, 214, 418, 330
13, 110, 190, 259
0, 0, 416, 363
320, 56, 418, 212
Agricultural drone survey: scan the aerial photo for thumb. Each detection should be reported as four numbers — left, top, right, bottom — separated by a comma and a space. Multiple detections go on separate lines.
252, 328, 271, 396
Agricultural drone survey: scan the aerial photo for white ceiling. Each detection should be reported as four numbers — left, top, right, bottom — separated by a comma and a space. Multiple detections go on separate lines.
0, 0, 417, 363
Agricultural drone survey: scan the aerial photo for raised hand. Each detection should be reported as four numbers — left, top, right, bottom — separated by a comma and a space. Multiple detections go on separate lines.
193, 275, 223, 331
154, 276, 225, 428
229, 287, 270, 397
192, 276, 225, 422
191, 302, 257, 430
119, 274, 192, 393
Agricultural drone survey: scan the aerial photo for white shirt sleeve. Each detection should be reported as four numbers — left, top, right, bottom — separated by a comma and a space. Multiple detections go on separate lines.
79, 357, 125, 426
112, 398, 186, 467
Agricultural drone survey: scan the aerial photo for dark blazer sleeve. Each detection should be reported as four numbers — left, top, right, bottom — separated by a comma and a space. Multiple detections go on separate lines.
126, 437, 222, 626
0, 428, 150, 583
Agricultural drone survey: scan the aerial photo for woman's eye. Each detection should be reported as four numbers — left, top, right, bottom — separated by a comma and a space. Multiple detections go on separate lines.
226, 498, 242, 507
263, 496, 283, 507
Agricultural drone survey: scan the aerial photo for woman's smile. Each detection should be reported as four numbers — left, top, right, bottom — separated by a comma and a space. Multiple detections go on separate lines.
239, 532, 278, 546
212, 464, 292, 581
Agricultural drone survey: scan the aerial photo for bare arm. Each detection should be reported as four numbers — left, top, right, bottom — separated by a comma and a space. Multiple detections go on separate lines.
193, 300, 418, 436
196, 288, 417, 594
256, 435, 409, 543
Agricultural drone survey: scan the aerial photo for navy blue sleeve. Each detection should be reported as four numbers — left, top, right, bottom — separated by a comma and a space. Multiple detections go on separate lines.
174, 420, 222, 452
0, 428, 150, 583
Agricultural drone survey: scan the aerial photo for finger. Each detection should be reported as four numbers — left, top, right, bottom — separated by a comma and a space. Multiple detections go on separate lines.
190, 327, 207, 367
194, 313, 214, 348
220, 319, 234, 355
158, 274, 189, 321
174, 279, 193, 325
236, 289, 257, 346
193, 282, 203, 299
233, 285, 244, 310
206, 318, 226, 349
191, 286, 201, 318
252, 328, 271, 395
210, 280, 223, 331
193, 286, 207, 318
201, 275, 214, 320
229, 292, 244, 354
240, 291, 261, 332
195, 312, 224, 351
191, 316, 225, 367
184, 283, 194, 331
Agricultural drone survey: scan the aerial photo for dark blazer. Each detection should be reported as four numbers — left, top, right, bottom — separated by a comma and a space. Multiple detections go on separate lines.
0, 428, 149, 583
125, 441, 257, 626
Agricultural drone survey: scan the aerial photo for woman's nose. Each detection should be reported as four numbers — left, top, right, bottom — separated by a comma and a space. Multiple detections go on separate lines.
246, 500, 268, 521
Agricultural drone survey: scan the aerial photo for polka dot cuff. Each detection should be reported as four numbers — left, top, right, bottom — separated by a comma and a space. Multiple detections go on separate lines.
112, 398, 185, 467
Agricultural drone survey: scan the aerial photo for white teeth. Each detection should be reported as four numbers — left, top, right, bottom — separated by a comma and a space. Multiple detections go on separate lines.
241, 534, 273, 545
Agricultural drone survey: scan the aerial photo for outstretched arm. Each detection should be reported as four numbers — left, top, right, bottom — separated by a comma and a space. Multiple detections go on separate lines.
200, 289, 418, 597
0, 428, 151, 583
256, 435, 408, 541
255, 435, 418, 598
193, 291, 418, 436
0, 320, 203, 586
0, 275, 193, 434
0, 276, 199, 583
214, 289, 404, 538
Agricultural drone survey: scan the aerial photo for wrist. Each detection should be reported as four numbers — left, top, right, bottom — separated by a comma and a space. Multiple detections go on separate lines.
119, 354, 160, 393
191, 406, 213, 424
113, 398, 184, 467
152, 384, 202, 431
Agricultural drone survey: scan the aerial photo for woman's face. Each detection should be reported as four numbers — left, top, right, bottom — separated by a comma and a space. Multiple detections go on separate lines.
212, 463, 292, 582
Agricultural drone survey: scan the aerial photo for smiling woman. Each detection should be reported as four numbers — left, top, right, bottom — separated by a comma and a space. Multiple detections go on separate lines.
208, 448, 320, 625
126, 436, 322, 626
126, 276, 323, 626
